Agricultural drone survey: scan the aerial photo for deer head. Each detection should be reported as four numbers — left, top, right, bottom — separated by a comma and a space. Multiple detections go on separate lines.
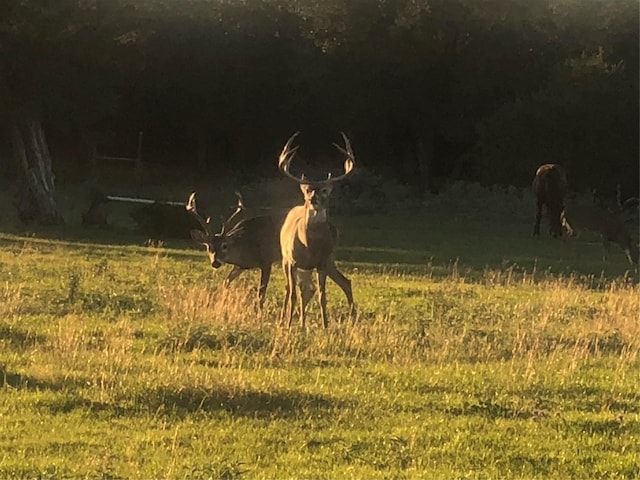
278, 131, 355, 220
187, 191, 244, 268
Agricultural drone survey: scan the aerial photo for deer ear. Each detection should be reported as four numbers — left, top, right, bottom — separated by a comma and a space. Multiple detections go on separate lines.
190, 229, 207, 242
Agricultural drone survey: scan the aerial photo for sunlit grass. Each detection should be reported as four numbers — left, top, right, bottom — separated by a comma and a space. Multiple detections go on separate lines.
0, 217, 638, 479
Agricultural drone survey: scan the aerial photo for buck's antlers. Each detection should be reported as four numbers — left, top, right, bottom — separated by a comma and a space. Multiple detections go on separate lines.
278, 131, 355, 185
187, 191, 245, 238
186, 192, 212, 234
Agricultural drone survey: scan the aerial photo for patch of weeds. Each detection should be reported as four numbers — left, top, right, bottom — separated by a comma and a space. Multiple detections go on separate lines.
461, 327, 514, 361
136, 385, 342, 419
66, 272, 81, 303
158, 326, 221, 352
448, 398, 530, 420
0, 324, 46, 349
525, 329, 635, 357
220, 329, 270, 352
0, 368, 42, 389
79, 291, 156, 316
338, 435, 413, 471
93, 258, 109, 276
566, 416, 635, 438
36, 394, 114, 415
93, 472, 127, 480
0, 368, 91, 392
0, 466, 62, 480
183, 462, 248, 480
157, 326, 270, 353
584, 330, 630, 355
507, 452, 556, 478
57, 271, 156, 316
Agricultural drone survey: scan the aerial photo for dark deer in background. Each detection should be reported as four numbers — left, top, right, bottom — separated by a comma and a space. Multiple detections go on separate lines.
562, 204, 639, 265
532, 163, 568, 238
188, 192, 314, 309
278, 132, 356, 328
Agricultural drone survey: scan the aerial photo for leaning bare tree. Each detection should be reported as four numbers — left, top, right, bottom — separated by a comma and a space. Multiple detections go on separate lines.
11, 106, 63, 224
2, 1, 140, 226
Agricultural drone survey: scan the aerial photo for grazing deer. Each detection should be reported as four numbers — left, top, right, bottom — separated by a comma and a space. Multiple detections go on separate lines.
278, 132, 356, 328
187, 192, 314, 309
561, 204, 639, 265
532, 163, 568, 238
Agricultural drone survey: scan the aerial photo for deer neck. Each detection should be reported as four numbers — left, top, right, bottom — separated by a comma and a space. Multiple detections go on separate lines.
304, 202, 328, 225
294, 203, 329, 248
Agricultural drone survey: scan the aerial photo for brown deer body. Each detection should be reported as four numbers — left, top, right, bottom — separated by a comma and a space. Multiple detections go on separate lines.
278, 132, 355, 328
532, 163, 568, 238
562, 204, 639, 265
188, 193, 314, 309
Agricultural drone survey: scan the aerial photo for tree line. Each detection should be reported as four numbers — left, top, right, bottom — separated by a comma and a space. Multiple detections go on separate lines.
1, 0, 638, 223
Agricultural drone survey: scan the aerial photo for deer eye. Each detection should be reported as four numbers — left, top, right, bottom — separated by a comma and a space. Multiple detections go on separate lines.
220, 242, 229, 253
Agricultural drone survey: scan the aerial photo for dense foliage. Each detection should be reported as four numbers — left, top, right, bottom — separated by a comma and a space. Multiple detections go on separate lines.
1, 0, 638, 196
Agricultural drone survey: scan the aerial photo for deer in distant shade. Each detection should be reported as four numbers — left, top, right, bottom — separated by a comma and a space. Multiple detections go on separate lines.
532, 163, 568, 238
187, 192, 314, 309
562, 203, 639, 265
278, 132, 356, 328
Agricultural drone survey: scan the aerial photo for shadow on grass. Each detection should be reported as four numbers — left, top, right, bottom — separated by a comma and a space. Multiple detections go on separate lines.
157, 326, 270, 354
141, 385, 346, 420
11, 375, 346, 421
0, 367, 90, 393
0, 325, 47, 348
522, 384, 640, 414
445, 399, 534, 420
570, 417, 635, 436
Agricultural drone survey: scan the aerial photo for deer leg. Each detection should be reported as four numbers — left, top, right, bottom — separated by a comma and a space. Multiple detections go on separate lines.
327, 261, 355, 319
316, 269, 329, 329
257, 264, 272, 310
223, 266, 245, 287
624, 243, 639, 265
601, 237, 610, 263
289, 266, 299, 328
282, 262, 297, 328
297, 269, 315, 317
533, 201, 543, 237
280, 262, 290, 325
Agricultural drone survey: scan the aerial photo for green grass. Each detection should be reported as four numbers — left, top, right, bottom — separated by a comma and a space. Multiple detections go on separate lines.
0, 204, 638, 479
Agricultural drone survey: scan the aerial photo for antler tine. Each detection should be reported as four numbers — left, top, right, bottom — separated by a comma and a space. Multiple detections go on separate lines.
327, 131, 356, 183
220, 191, 246, 235
234, 191, 245, 210
278, 131, 307, 184
186, 192, 213, 234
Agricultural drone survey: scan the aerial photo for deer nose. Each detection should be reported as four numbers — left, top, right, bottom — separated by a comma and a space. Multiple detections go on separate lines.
211, 259, 222, 268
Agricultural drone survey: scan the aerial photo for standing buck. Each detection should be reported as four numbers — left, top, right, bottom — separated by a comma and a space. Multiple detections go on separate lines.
562, 204, 639, 265
532, 163, 568, 238
278, 132, 356, 328
187, 192, 314, 309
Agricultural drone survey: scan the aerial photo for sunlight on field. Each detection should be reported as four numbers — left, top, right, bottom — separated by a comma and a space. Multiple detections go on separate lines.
0, 227, 638, 479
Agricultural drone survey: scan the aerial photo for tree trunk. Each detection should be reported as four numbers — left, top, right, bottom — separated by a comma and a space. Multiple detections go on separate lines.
11, 108, 63, 225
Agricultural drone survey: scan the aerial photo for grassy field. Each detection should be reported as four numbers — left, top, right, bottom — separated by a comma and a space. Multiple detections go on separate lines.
0, 188, 638, 479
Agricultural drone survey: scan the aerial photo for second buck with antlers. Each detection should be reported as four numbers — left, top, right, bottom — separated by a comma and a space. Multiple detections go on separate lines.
188, 192, 314, 309
278, 132, 356, 328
